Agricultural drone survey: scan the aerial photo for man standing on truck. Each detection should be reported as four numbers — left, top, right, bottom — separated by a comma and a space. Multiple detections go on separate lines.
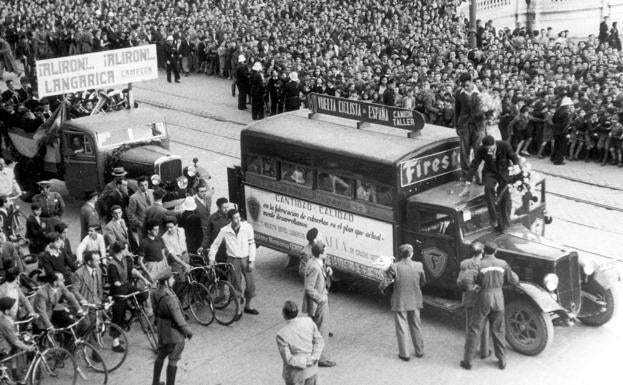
464, 135, 520, 233
461, 242, 519, 371
457, 242, 490, 359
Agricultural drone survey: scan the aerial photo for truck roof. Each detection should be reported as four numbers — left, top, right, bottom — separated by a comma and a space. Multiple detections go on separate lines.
62, 108, 165, 134
243, 110, 457, 165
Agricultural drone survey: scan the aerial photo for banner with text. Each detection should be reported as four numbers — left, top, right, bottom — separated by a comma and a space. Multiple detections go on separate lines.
400, 147, 461, 188
307, 93, 424, 131
36, 45, 158, 97
245, 186, 394, 280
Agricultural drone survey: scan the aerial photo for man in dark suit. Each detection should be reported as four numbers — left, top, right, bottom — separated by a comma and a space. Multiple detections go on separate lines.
302, 243, 335, 368
25, 203, 46, 254
70, 250, 103, 305
276, 300, 324, 385
457, 242, 490, 358
165, 36, 181, 83
80, 191, 100, 241
599, 16, 610, 44
465, 135, 520, 232
151, 267, 193, 385
383, 244, 426, 361
235, 56, 249, 110
249, 62, 265, 120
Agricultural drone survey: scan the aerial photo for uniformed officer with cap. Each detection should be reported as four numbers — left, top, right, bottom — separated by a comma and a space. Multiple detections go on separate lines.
151, 267, 193, 385
461, 241, 519, 370
32, 180, 65, 232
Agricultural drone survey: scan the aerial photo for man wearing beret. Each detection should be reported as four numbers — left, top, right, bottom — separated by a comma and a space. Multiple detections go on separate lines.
461, 242, 519, 370
151, 267, 193, 385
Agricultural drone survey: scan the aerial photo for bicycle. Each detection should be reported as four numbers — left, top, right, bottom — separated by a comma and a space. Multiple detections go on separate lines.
187, 258, 239, 326
113, 288, 159, 353
0, 317, 77, 385
174, 267, 215, 326
81, 301, 128, 373
41, 315, 108, 384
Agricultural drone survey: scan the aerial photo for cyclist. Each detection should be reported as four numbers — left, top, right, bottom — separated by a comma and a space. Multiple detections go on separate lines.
70, 251, 104, 306
161, 216, 191, 295
32, 271, 84, 335
108, 241, 151, 347
39, 232, 77, 284
0, 268, 36, 320
0, 297, 36, 383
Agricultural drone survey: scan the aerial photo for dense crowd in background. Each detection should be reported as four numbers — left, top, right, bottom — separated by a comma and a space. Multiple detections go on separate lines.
1, 0, 623, 165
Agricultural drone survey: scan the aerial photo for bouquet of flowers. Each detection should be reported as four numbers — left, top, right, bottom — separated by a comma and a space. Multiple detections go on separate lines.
507, 158, 539, 216
477, 90, 501, 125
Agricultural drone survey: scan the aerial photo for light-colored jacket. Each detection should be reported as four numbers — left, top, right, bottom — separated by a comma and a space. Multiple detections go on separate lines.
302, 258, 327, 317
385, 259, 426, 312
127, 189, 154, 231
276, 316, 324, 384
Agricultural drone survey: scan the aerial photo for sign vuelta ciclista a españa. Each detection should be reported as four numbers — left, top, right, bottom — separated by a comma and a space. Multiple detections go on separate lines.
36, 45, 158, 98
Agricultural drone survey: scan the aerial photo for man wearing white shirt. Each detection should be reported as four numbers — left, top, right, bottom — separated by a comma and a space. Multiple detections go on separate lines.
76, 225, 107, 265
162, 216, 191, 277
208, 208, 258, 315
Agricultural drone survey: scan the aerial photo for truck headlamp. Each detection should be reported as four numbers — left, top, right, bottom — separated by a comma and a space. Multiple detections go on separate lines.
543, 273, 559, 292
177, 176, 188, 189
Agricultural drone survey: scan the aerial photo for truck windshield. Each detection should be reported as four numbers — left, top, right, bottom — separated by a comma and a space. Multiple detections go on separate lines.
95, 121, 166, 148
462, 204, 491, 234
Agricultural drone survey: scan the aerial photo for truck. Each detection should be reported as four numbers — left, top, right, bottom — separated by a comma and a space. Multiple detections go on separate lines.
227, 95, 619, 356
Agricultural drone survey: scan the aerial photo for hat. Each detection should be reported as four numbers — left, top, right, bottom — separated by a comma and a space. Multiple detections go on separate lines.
180, 196, 197, 211
156, 267, 173, 282
252, 62, 262, 71
289, 71, 299, 82
559, 97, 573, 107
111, 167, 127, 177
238, 54, 246, 63
37, 180, 52, 187
0, 297, 16, 311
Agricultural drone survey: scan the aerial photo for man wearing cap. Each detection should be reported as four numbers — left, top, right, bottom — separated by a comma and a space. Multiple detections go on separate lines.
457, 242, 490, 359
551, 96, 575, 165
99, 167, 127, 217
80, 191, 100, 241
276, 300, 324, 385
208, 208, 258, 315
32, 180, 65, 232
235, 55, 249, 110
204, 197, 230, 262
302, 242, 335, 368
383, 244, 426, 362
151, 267, 193, 385
104, 205, 130, 246
464, 135, 520, 232
128, 176, 154, 248
461, 242, 519, 370
250, 62, 265, 120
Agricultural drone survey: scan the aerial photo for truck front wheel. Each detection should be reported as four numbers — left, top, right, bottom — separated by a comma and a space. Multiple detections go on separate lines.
505, 299, 554, 356
578, 288, 616, 326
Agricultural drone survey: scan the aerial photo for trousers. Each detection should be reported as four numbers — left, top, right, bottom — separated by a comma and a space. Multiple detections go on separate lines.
459, 125, 485, 175
227, 256, 256, 300
464, 292, 506, 363
285, 374, 317, 385
483, 173, 511, 230
394, 310, 423, 357
310, 301, 330, 362
465, 306, 490, 357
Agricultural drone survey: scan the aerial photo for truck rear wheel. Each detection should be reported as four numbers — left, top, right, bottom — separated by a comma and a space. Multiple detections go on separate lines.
578, 288, 616, 326
505, 299, 554, 356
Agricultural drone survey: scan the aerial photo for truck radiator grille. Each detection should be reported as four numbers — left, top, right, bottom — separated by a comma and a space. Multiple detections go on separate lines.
555, 253, 581, 314
159, 158, 182, 183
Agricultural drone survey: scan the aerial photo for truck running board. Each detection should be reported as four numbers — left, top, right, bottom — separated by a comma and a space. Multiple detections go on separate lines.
423, 294, 463, 312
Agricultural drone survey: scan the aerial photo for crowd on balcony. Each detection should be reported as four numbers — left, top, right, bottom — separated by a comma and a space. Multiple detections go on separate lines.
1, 0, 623, 166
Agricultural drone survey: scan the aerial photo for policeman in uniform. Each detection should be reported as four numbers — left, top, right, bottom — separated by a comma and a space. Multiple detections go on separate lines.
151, 267, 193, 385
461, 242, 519, 370
457, 242, 490, 359
32, 180, 65, 233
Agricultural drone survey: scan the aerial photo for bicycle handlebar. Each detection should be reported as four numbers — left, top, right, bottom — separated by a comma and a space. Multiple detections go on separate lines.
113, 287, 151, 300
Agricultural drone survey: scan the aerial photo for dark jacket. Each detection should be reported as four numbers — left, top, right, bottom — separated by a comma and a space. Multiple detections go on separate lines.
236, 66, 250, 93
249, 71, 265, 97
25, 215, 46, 254
466, 140, 519, 182
553, 106, 573, 136
152, 285, 192, 344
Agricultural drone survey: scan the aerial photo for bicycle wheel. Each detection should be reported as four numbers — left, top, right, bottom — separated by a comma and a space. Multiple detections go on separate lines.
137, 311, 159, 353
88, 322, 128, 372
208, 281, 239, 326
73, 342, 108, 384
188, 283, 215, 326
31, 347, 77, 385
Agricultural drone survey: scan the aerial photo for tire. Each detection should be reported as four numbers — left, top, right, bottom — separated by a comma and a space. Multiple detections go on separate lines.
32, 347, 77, 385
88, 322, 128, 372
208, 281, 239, 326
505, 299, 554, 356
578, 288, 616, 326
10, 209, 27, 240
73, 342, 108, 384
188, 283, 215, 326
137, 311, 159, 353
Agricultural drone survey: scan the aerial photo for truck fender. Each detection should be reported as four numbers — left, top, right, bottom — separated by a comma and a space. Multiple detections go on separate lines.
588, 262, 621, 291
505, 282, 565, 315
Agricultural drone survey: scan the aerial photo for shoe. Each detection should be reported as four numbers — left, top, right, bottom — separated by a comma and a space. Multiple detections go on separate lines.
234, 312, 243, 321
112, 345, 125, 353
318, 360, 336, 367
460, 360, 472, 370
498, 360, 506, 370
398, 355, 410, 362
244, 308, 259, 315
415, 353, 424, 358
175, 80, 181, 83
553, 161, 566, 165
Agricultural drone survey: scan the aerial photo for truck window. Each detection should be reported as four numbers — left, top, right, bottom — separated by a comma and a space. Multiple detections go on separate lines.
68, 134, 92, 155
318, 172, 352, 197
418, 208, 456, 236
356, 180, 393, 207
462, 205, 490, 234
246, 155, 277, 179
281, 162, 312, 187
96, 122, 166, 148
